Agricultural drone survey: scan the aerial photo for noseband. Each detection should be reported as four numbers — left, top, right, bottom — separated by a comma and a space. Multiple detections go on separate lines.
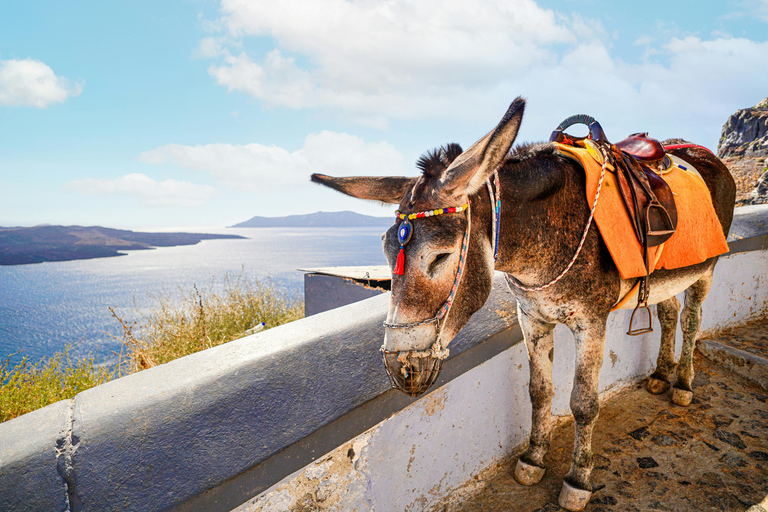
380, 172, 502, 394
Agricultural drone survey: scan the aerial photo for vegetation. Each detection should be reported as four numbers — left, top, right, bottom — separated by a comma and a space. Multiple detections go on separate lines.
0, 273, 303, 423
113, 274, 303, 374
0, 348, 111, 422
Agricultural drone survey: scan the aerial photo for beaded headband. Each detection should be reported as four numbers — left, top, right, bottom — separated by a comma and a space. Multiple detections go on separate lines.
392, 203, 470, 276
395, 204, 469, 221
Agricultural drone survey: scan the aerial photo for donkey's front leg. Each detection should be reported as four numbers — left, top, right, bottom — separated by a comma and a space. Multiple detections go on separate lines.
559, 317, 607, 512
514, 307, 555, 486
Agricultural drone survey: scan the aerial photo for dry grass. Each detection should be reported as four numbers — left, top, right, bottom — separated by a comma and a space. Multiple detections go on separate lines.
113, 273, 303, 374
0, 347, 111, 423
1, 273, 304, 422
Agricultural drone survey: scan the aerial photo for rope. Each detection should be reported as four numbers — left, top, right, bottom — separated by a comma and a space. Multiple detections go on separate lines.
486, 170, 501, 262
507, 144, 608, 292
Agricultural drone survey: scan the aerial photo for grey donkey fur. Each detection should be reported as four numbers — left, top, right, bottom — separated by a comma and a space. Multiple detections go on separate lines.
311, 98, 736, 510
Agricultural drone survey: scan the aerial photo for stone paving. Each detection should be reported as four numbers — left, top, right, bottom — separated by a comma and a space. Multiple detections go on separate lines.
445, 318, 768, 512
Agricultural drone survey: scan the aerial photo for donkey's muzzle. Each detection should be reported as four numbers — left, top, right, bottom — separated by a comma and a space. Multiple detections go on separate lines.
380, 348, 445, 397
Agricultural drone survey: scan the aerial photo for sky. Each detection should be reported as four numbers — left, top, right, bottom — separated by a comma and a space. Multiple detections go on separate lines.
1, 0, 767, 229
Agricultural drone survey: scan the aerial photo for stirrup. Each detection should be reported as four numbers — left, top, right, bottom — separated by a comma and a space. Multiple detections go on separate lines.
628, 302, 653, 335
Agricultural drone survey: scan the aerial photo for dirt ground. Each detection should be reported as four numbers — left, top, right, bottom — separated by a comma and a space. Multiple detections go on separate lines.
447, 319, 768, 512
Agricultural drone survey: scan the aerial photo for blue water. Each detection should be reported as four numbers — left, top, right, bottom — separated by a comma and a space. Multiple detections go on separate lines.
0, 227, 387, 365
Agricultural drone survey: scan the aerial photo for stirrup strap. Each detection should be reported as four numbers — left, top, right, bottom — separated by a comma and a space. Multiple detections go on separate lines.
628, 242, 653, 335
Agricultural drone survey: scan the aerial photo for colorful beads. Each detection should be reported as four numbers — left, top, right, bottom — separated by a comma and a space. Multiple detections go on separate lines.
395, 203, 468, 220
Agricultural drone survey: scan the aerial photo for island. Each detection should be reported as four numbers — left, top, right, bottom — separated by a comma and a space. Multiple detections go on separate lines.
230, 210, 393, 228
0, 225, 246, 265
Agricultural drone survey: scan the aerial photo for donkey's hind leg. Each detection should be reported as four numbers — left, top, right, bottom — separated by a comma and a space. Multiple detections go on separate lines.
672, 272, 713, 406
647, 296, 680, 395
514, 308, 555, 486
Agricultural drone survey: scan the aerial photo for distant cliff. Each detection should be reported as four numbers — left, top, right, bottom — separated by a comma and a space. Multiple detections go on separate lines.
230, 211, 392, 228
718, 98, 768, 204
0, 225, 245, 265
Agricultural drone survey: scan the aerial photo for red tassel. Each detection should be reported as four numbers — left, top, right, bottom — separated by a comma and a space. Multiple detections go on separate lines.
394, 247, 405, 275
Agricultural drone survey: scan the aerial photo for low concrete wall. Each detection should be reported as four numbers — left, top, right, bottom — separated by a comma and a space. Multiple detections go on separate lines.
303, 272, 385, 316
1, 205, 766, 512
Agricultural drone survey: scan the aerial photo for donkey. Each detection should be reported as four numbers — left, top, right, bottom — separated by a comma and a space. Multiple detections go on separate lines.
311, 98, 735, 510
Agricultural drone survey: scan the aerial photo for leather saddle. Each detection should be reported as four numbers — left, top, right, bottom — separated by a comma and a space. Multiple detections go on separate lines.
550, 117, 679, 334
609, 141, 677, 248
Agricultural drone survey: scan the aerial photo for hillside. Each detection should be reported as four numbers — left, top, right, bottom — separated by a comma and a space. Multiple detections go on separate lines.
718, 98, 768, 205
0, 225, 245, 265
230, 210, 393, 228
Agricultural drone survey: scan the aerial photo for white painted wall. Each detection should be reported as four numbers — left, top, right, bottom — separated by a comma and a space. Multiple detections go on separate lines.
235, 249, 768, 512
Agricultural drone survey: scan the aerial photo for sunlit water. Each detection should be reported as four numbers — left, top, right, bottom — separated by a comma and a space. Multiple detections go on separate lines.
0, 227, 387, 365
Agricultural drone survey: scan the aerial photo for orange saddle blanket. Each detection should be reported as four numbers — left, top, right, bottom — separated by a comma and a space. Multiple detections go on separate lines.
556, 142, 729, 280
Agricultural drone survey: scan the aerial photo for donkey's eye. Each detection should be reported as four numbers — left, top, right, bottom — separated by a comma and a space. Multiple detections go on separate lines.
428, 252, 451, 275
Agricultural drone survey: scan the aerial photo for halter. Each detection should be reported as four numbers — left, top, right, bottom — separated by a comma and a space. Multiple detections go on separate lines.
381, 170, 502, 347
382, 201, 471, 343
380, 172, 502, 396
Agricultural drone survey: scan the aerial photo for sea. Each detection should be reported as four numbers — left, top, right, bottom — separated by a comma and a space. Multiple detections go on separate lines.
0, 227, 388, 366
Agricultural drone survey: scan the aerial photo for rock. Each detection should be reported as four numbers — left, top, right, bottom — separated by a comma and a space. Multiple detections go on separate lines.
747, 169, 768, 205
628, 426, 650, 441
720, 452, 749, 467
719, 99, 768, 158
697, 472, 724, 487
637, 457, 659, 468
591, 496, 618, 505
712, 414, 734, 428
651, 434, 677, 446
714, 429, 747, 450
718, 98, 768, 205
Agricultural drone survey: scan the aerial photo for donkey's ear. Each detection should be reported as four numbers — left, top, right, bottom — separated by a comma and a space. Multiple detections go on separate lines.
311, 174, 416, 204
441, 97, 525, 195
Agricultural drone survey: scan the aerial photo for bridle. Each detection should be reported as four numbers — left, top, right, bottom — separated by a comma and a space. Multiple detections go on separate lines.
379, 171, 501, 395
382, 170, 502, 335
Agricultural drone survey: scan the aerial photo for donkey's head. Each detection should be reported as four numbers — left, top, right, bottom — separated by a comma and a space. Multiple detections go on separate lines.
312, 98, 525, 396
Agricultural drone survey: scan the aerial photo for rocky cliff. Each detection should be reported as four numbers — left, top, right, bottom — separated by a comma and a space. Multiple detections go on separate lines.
718, 98, 768, 204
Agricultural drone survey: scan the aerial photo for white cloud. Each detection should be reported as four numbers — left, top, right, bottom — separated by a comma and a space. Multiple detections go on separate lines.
727, 0, 768, 22
66, 173, 216, 207
209, 50, 314, 110
194, 36, 240, 59
0, 58, 82, 108
138, 131, 405, 191
200, 0, 768, 150
206, 0, 579, 122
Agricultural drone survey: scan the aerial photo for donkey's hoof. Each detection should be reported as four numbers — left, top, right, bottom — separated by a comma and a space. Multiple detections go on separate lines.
558, 480, 592, 511
672, 387, 693, 406
646, 376, 671, 395
513, 458, 545, 486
